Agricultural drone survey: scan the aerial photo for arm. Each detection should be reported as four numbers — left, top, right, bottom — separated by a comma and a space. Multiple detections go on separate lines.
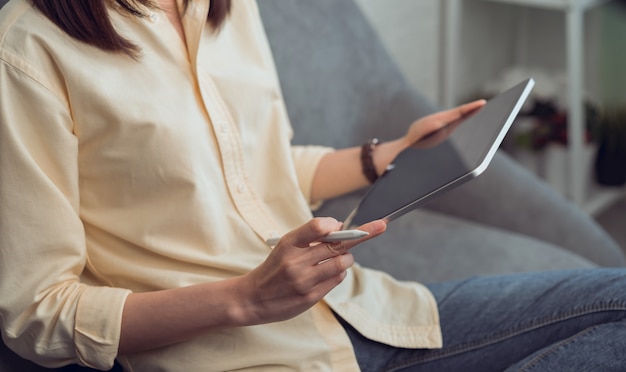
0, 62, 133, 369
119, 218, 386, 354
309, 100, 486, 203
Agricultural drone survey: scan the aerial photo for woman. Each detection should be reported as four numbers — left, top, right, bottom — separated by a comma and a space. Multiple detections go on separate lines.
1, 0, 625, 371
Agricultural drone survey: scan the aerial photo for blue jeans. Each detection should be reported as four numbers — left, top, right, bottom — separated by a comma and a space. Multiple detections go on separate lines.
339, 269, 626, 371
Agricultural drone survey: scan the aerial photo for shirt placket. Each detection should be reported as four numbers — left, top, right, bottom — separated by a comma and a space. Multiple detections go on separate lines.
181, 2, 280, 243
197, 74, 280, 242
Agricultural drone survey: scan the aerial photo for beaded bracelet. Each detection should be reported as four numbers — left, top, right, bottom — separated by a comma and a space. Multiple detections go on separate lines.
360, 138, 381, 184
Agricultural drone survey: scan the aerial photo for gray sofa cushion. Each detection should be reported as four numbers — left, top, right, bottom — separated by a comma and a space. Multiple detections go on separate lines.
354, 209, 597, 283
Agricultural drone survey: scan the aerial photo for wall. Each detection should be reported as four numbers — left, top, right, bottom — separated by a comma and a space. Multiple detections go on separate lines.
353, 0, 521, 106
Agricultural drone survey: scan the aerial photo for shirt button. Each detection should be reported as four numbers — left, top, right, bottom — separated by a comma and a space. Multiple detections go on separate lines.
236, 183, 246, 194
149, 12, 160, 22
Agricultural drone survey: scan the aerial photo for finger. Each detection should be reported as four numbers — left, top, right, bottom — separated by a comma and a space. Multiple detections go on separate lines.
437, 99, 486, 124
284, 252, 353, 301
459, 99, 487, 113
281, 217, 343, 248
340, 219, 387, 250
408, 99, 488, 148
308, 219, 387, 263
308, 253, 354, 295
317, 253, 354, 276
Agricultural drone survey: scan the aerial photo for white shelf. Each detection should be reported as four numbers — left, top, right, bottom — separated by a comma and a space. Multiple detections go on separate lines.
440, 0, 625, 213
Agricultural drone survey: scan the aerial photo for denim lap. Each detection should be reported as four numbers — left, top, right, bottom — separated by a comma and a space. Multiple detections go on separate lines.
505, 321, 626, 371
340, 268, 626, 371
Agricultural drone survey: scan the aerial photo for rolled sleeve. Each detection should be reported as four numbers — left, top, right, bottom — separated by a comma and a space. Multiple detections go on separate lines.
290, 145, 334, 208
74, 287, 131, 369
0, 52, 130, 369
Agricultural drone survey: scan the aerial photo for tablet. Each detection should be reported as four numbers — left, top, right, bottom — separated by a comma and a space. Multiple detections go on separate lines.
343, 78, 535, 229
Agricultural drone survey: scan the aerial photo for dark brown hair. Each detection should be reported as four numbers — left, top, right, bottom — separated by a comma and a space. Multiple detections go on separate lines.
32, 0, 231, 57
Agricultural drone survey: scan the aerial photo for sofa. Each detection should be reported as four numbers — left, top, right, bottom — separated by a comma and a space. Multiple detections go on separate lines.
1, 0, 624, 371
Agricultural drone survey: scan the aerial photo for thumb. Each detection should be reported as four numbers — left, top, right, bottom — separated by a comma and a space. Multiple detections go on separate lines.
281, 217, 343, 248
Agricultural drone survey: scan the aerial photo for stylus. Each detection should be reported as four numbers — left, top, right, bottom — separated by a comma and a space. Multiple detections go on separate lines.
265, 230, 369, 246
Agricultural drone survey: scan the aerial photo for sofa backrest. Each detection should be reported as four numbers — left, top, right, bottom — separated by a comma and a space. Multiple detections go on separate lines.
257, 0, 438, 149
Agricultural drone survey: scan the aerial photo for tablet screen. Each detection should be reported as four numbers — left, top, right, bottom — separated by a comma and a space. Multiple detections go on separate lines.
344, 78, 534, 228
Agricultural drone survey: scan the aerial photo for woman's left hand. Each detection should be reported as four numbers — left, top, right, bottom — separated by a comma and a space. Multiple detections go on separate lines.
402, 99, 486, 148
310, 99, 486, 203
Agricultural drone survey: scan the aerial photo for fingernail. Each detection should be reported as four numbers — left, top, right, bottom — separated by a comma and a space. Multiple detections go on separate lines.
340, 253, 354, 267
374, 220, 387, 231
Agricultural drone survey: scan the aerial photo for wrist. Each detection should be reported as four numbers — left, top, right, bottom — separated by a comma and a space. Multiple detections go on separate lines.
370, 138, 407, 180
227, 276, 260, 327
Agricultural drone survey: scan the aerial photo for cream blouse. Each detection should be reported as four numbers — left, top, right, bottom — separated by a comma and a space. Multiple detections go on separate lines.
0, 0, 441, 370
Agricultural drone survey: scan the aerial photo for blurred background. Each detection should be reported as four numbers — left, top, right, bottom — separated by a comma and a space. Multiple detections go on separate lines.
355, 0, 626, 250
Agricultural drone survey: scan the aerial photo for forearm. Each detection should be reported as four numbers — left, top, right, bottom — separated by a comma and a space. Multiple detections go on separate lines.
309, 100, 487, 204
118, 277, 248, 355
310, 138, 408, 203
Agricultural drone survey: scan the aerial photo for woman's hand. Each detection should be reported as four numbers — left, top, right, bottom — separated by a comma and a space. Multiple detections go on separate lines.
119, 218, 384, 354
402, 99, 486, 149
310, 100, 486, 203
234, 217, 386, 325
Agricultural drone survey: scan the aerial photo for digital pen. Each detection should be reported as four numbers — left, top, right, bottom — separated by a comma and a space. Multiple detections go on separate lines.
265, 230, 369, 246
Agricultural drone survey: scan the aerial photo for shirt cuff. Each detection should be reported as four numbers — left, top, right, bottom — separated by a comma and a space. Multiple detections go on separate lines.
290, 145, 334, 209
74, 286, 132, 370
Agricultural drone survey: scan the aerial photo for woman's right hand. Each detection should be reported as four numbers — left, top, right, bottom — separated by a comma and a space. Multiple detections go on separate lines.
118, 217, 385, 354
233, 217, 386, 326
